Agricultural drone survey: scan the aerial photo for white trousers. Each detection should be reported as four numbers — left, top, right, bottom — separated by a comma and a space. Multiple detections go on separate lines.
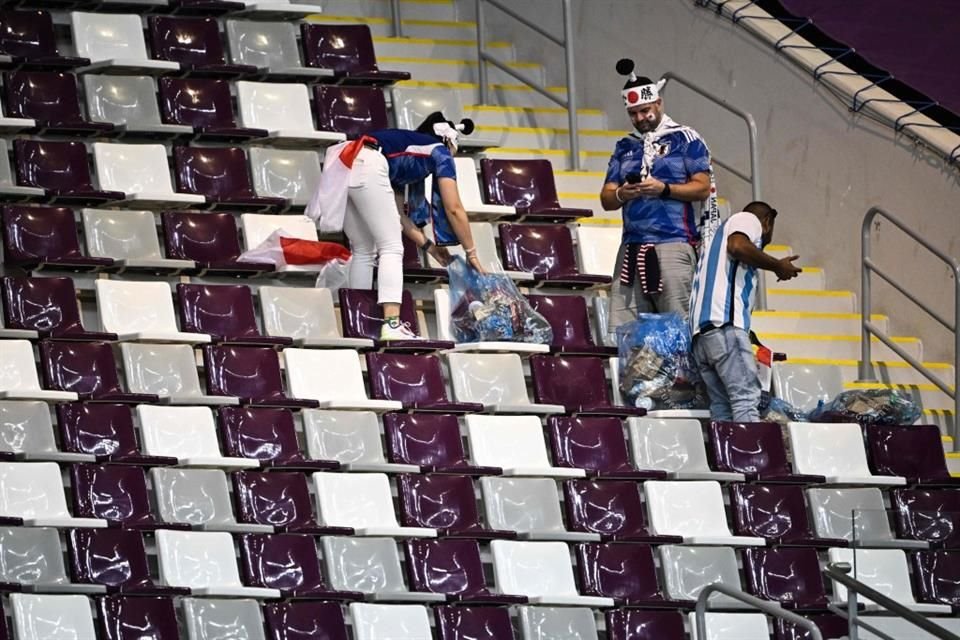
343, 147, 404, 305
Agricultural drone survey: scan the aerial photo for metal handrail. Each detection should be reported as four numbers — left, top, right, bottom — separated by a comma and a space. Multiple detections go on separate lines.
825, 562, 960, 640
859, 205, 959, 449
389, 0, 403, 37
474, 0, 581, 170
695, 583, 823, 640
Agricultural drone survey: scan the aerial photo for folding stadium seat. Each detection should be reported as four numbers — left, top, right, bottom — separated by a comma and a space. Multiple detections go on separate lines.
351, 603, 432, 640
911, 550, 960, 608
628, 417, 744, 481
162, 211, 273, 275
218, 406, 338, 470
688, 613, 771, 640
644, 481, 765, 546
120, 343, 239, 406
742, 547, 830, 610
773, 362, 844, 415
70, 12, 181, 75
300, 24, 411, 86
248, 148, 323, 209
58, 403, 177, 466
173, 146, 288, 211
563, 480, 682, 543
231, 0, 317, 19
39, 341, 159, 403
435, 606, 518, 640
82, 209, 194, 274
98, 596, 182, 640
0, 400, 92, 463
225, 20, 332, 82
0, 526, 103, 593
0, 139, 43, 201
659, 545, 745, 608
707, 421, 826, 483
527, 294, 616, 356
427, 157, 516, 220
70, 463, 179, 530
827, 547, 952, 613
96, 280, 210, 344
313, 85, 389, 138
302, 410, 417, 473
519, 607, 598, 640
215, 346, 351, 406
530, 355, 643, 416
312, 472, 435, 537
384, 413, 500, 475
397, 474, 514, 538
730, 483, 848, 548
447, 353, 564, 414
236, 81, 345, 145
0, 461, 104, 526
168, 0, 247, 15
481, 477, 597, 541
232, 470, 351, 534
892, 487, 960, 548
0, 10, 88, 71
147, 16, 257, 77
92, 142, 207, 208
13, 139, 125, 205
774, 615, 850, 640
67, 528, 188, 595
481, 159, 592, 222
155, 529, 279, 597
366, 352, 483, 413
322, 537, 444, 602
1, 205, 114, 271
2, 276, 113, 339
606, 610, 686, 640
547, 416, 665, 479
0, 96, 33, 133
239, 213, 324, 271
339, 288, 453, 351
392, 87, 498, 151
489, 539, 614, 606
576, 543, 683, 607
137, 405, 259, 469
807, 487, 927, 548
787, 422, 906, 485
238, 533, 361, 600
178, 284, 289, 346
466, 414, 583, 477
405, 538, 527, 604
158, 77, 267, 141
3, 71, 113, 136
150, 466, 272, 532
10, 593, 97, 640
83, 75, 194, 139
181, 598, 268, 640
866, 423, 960, 486
284, 350, 402, 412
575, 225, 620, 290
499, 224, 611, 288
264, 601, 351, 640
0, 339, 77, 401
402, 234, 448, 284
433, 289, 551, 353
259, 286, 374, 348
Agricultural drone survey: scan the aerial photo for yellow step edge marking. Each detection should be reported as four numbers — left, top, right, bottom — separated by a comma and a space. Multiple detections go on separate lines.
465, 105, 604, 115
488, 147, 610, 157
378, 56, 542, 68
927, 409, 957, 416
577, 218, 623, 227
766, 244, 791, 251
753, 311, 887, 320
757, 333, 919, 343
558, 192, 602, 200
767, 289, 853, 297
373, 37, 512, 48
310, 16, 474, 27
396, 80, 567, 92
555, 170, 607, 176
786, 357, 952, 370
475, 125, 622, 136
845, 382, 955, 392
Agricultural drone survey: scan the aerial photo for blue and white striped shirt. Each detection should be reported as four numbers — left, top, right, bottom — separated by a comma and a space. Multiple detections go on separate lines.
689, 211, 763, 336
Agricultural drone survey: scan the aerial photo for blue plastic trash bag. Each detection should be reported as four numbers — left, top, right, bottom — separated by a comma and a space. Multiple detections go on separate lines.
616, 313, 708, 411
759, 393, 808, 425
446, 256, 553, 344
806, 387, 921, 426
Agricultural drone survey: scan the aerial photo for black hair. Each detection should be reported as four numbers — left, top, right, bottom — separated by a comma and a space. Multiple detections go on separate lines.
743, 201, 778, 219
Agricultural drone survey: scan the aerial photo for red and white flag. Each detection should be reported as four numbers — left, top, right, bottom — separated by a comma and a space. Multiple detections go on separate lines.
238, 229, 350, 269
305, 135, 376, 233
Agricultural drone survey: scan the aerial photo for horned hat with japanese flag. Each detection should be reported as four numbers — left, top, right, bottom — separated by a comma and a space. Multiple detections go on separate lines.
616, 58, 666, 109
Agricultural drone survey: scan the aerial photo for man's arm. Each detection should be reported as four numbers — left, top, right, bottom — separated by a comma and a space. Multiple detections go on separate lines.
635, 171, 710, 201
727, 232, 802, 281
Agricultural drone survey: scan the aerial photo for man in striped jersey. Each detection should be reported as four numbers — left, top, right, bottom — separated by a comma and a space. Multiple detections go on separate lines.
689, 201, 801, 421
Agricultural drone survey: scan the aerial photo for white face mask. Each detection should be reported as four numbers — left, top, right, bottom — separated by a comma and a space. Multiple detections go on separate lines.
432, 122, 459, 153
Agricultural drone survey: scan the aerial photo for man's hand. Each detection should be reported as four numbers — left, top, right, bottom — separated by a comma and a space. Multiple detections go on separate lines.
466, 253, 486, 274
774, 255, 802, 281
617, 182, 645, 202
426, 243, 452, 266
636, 177, 666, 197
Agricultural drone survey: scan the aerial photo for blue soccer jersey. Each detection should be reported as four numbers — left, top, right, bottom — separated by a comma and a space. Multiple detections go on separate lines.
369, 129, 457, 188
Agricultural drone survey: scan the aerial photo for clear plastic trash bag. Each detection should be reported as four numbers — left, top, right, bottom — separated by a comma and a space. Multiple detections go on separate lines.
806, 387, 922, 426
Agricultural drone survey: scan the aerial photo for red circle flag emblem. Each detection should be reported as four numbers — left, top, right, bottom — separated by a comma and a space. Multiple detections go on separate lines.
626, 90, 639, 104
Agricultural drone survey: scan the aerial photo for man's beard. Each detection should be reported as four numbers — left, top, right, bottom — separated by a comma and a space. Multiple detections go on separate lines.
632, 113, 661, 134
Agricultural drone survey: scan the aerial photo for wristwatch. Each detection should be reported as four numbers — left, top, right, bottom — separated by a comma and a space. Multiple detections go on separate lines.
660, 183, 672, 198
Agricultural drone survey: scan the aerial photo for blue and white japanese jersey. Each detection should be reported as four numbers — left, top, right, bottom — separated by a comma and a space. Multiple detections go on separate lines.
369, 129, 457, 187
604, 121, 711, 245
688, 211, 763, 336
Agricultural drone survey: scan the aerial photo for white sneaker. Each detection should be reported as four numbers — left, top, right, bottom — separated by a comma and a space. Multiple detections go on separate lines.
380, 321, 422, 341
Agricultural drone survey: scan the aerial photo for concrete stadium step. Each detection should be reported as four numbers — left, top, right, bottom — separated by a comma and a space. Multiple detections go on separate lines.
752, 311, 888, 335
472, 126, 623, 152
320, 0, 459, 21
763, 268, 825, 291
786, 357, 955, 387
482, 146, 610, 172
844, 382, 956, 412
765, 289, 856, 313
394, 80, 569, 109
309, 15, 477, 39
554, 170, 608, 193
757, 332, 922, 361
766, 244, 793, 259
465, 106, 607, 130
373, 36, 514, 61
378, 56, 546, 85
